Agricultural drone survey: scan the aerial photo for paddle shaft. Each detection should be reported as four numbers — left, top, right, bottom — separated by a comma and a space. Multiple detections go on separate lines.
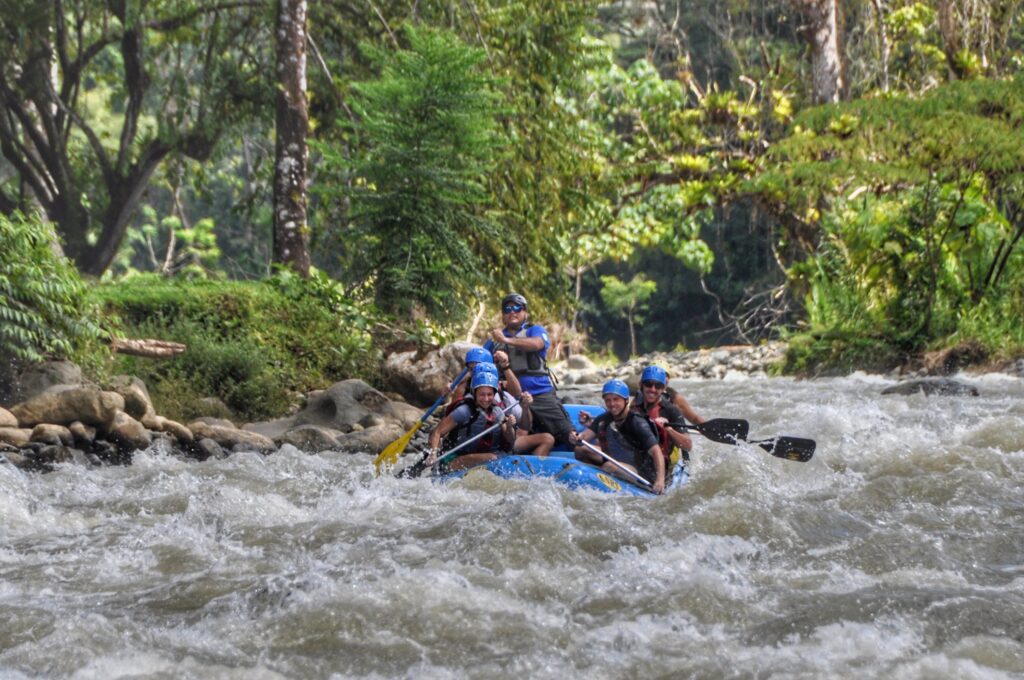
436, 406, 507, 463
578, 439, 653, 488
680, 420, 814, 462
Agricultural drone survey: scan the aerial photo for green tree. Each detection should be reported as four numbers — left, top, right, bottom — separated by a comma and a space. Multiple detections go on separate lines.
0, 0, 268, 276
600, 273, 657, 357
315, 25, 505, 323
0, 211, 101, 369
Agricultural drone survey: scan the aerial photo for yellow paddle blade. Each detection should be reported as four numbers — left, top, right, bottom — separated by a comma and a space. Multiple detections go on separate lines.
373, 421, 422, 476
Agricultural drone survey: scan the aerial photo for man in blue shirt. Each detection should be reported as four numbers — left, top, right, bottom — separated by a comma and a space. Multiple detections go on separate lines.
489, 293, 576, 448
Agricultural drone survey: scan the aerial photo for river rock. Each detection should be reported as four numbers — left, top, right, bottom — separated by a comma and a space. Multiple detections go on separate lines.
148, 416, 194, 445
3, 451, 28, 468
281, 425, 343, 452
383, 342, 475, 406
881, 378, 980, 397
0, 427, 32, 448
30, 424, 73, 446
11, 386, 125, 428
191, 437, 228, 460
68, 421, 97, 447
242, 417, 297, 442
187, 421, 275, 452
0, 407, 17, 428
566, 354, 597, 370
333, 423, 406, 454
107, 375, 155, 421
106, 411, 153, 452
293, 379, 418, 433
2, 361, 83, 406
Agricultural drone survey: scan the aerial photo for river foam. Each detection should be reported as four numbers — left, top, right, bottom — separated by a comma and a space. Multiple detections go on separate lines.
2, 375, 1023, 678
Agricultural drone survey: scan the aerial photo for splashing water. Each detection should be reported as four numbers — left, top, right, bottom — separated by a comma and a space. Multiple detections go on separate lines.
1, 374, 1023, 679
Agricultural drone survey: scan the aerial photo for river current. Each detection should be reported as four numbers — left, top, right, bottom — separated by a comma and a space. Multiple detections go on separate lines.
2, 373, 1023, 679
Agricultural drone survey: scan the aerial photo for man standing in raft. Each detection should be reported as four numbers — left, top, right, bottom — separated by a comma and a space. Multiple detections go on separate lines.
489, 293, 576, 448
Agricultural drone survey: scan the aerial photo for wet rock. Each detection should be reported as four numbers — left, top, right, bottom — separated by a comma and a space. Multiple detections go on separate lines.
3, 451, 28, 468
68, 421, 97, 448
333, 423, 406, 454
0, 427, 32, 448
281, 425, 343, 452
30, 424, 73, 446
106, 411, 153, 453
242, 416, 297, 442
881, 378, 980, 397
383, 342, 474, 406
32, 444, 75, 467
149, 416, 194, 446
192, 437, 228, 460
293, 379, 417, 433
11, 386, 125, 428
923, 341, 988, 376
106, 375, 155, 421
187, 421, 275, 452
0, 407, 17, 428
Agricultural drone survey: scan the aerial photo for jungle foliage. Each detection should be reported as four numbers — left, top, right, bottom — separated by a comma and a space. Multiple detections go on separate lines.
2, 0, 1024, 381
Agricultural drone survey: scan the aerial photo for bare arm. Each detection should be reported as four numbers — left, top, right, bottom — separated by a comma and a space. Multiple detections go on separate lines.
648, 445, 666, 494
672, 392, 704, 425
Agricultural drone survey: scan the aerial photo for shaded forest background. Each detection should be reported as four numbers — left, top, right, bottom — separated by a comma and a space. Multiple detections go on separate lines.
3, 0, 1024, 418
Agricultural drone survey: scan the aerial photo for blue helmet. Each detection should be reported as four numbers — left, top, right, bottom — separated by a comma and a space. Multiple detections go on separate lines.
472, 362, 499, 377
466, 346, 494, 365
471, 370, 500, 393
640, 365, 668, 387
602, 379, 630, 400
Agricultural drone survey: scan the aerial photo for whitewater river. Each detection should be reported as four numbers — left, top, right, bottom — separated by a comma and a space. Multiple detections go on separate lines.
2, 373, 1023, 679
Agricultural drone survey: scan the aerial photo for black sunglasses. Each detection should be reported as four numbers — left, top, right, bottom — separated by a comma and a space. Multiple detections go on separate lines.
641, 380, 665, 389
502, 304, 525, 313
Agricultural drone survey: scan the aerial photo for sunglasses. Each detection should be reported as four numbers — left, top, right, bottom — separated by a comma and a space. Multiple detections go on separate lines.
502, 304, 525, 313
641, 380, 665, 389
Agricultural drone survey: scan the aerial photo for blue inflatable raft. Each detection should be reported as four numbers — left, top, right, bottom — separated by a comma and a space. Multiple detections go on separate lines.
432, 403, 689, 497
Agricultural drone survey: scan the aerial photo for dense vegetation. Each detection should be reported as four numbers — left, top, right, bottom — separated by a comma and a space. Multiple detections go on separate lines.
2, 0, 1023, 413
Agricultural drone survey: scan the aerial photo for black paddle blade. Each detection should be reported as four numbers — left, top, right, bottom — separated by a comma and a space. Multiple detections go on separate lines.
695, 418, 750, 444
753, 436, 816, 462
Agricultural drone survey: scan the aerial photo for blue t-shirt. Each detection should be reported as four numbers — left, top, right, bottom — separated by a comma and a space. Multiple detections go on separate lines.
504, 324, 554, 395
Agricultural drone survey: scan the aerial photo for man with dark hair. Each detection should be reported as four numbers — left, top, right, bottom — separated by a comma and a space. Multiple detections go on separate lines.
489, 293, 576, 448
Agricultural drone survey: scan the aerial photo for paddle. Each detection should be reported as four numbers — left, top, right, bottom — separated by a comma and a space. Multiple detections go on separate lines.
399, 407, 507, 479
680, 418, 815, 462
577, 439, 654, 490
373, 341, 495, 475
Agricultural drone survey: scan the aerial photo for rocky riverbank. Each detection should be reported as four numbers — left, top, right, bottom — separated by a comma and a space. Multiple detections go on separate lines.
3, 340, 1016, 472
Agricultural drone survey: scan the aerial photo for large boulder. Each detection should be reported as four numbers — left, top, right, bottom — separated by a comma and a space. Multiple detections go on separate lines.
333, 423, 407, 454
0, 427, 32, 448
187, 420, 275, 452
11, 386, 125, 427
382, 342, 475, 406
106, 375, 155, 421
2, 361, 83, 406
105, 411, 153, 453
881, 378, 980, 397
142, 415, 194, 445
293, 379, 420, 432
0, 407, 17, 428
30, 424, 73, 446
281, 425, 344, 452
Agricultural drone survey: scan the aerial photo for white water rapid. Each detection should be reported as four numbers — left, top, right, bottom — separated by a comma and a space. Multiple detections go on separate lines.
2, 373, 1023, 678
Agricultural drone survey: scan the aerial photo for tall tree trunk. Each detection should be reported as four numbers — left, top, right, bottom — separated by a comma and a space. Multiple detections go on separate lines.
272, 0, 311, 277
794, 0, 846, 104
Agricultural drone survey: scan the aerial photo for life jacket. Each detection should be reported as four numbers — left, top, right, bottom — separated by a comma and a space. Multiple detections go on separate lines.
593, 411, 670, 467
440, 396, 509, 454
633, 394, 683, 463
492, 324, 549, 378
